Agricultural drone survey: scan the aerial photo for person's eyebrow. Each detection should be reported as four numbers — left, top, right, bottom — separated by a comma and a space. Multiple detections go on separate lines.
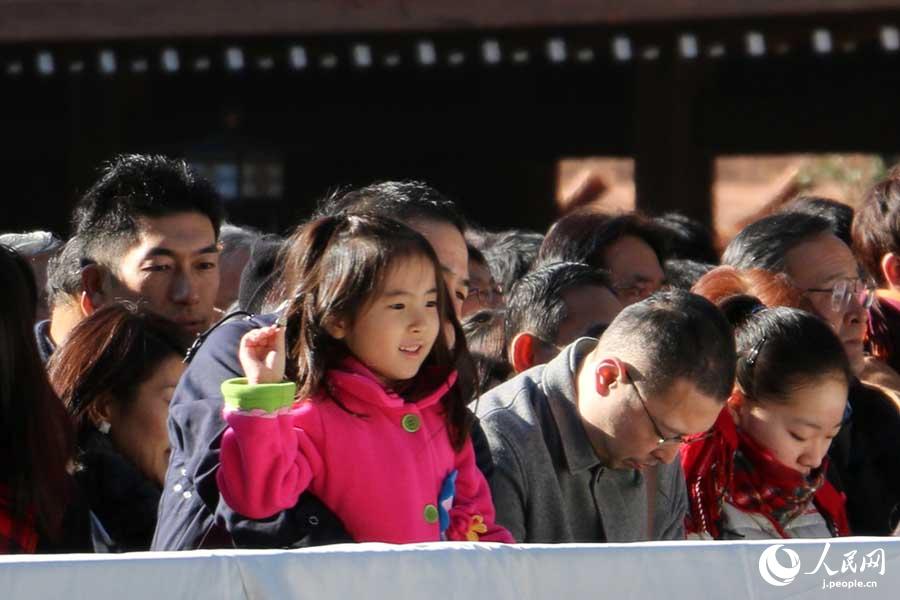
793, 417, 843, 430
143, 244, 220, 259
382, 288, 438, 298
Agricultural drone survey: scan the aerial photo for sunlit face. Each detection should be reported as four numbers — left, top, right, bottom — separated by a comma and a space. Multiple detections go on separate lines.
110, 213, 219, 335
108, 355, 185, 486
733, 376, 847, 476
602, 235, 665, 306
407, 219, 469, 320
784, 233, 867, 375
332, 255, 441, 386
580, 369, 723, 471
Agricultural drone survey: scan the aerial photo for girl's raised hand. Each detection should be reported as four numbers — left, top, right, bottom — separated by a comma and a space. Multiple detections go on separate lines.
238, 325, 286, 385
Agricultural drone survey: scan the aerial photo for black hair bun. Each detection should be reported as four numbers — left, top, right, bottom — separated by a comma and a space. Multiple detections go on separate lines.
719, 294, 765, 328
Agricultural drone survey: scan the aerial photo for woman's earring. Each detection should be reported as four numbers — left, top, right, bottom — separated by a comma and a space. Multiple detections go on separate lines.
97, 420, 111, 435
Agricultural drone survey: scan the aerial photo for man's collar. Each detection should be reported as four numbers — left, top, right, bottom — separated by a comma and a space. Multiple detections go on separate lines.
540, 337, 605, 473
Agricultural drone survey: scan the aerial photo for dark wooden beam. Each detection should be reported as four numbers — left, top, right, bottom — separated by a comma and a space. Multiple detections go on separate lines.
3, 0, 900, 43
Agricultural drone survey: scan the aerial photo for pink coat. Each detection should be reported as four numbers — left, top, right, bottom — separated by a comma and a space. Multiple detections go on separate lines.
217, 358, 513, 544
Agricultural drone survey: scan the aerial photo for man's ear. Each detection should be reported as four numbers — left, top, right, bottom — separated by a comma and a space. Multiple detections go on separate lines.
80, 263, 108, 315
726, 389, 744, 424
881, 253, 900, 289
510, 332, 538, 373
594, 357, 625, 396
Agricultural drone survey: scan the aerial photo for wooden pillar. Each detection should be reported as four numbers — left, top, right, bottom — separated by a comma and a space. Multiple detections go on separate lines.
633, 58, 713, 228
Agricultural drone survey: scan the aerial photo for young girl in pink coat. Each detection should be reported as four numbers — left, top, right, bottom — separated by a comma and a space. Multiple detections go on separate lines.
216, 214, 512, 544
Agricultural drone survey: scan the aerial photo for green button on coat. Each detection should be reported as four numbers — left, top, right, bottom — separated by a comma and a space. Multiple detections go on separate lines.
401, 413, 421, 433
423, 504, 439, 524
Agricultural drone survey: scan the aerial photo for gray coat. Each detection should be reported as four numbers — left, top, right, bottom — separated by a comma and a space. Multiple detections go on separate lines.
475, 338, 688, 543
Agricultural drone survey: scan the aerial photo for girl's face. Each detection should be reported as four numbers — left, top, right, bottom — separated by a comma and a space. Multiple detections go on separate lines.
732, 375, 847, 476
108, 354, 185, 486
330, 254, 441, 386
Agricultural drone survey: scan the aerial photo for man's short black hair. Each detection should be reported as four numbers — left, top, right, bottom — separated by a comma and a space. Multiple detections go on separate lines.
45, 236, 89, 308
663, 258, 715, 291
72, 154, 224, 266
315, 180, 466, 234
536, 210, 665, 271
780, 195, 854, 247
480, 229, 544, 294
599, 289, 736, 401
504, 262, 614, 348
653, 212, 720, 265
721, 212, 833, 272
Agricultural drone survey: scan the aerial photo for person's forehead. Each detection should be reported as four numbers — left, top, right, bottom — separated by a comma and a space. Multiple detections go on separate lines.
785, 233, 857, 285
468, 260, 493, 284
603, 236, 662, 274
408, 219, 468, 282
131, 213, 217, 255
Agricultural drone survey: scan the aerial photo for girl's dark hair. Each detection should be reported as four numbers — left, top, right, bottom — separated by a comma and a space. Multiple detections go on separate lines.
48, 302, 192, 436
718, 297, 852, 404
0, 245, 74, 541
270, 214, 474, 450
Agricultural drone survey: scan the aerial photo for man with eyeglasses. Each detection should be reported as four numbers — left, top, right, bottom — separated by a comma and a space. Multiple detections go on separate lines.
476, 289, 736, 543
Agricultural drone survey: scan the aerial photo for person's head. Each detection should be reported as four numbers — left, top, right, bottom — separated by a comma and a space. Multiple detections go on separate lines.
72, 154, 225, 336
271, 214, 473, 449
0, 245, 73, 541
720, 298, 851, 476
781, 195, 854, 247
216, 223, 260, 311
537, 210, 666, 305
505, 262, 623, 373
853, 176, 900, 290
653, 212, 720, 265
663, 259, 715, 291
44, 236, 90, 345
723, 213, 872, 374
238, 234, 285, 314
316, 181, 470, 319
479, 229, 544, 296
462, 308, 513, 393
48, 302, 191, 486
0, 231, 63, 322
463, 244, 503, 316
577, 289, 736, 470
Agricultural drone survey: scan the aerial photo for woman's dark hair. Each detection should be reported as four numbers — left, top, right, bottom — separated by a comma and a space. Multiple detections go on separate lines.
269, 214, 474, 450
718, 298, 852, 405
853, 176, 900, 286
536, 209, 665, 271
48, 302, 192, 436
721, 212, 834, 272
0, 245, 73, 541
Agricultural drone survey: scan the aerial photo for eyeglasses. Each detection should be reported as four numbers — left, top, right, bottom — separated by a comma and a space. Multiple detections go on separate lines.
466, 285, 503, 307
630, 379, 711, 447
804, 277, 876, 313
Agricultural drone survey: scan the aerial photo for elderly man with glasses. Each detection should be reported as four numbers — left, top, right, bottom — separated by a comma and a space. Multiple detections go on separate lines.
475, 289, 736, 543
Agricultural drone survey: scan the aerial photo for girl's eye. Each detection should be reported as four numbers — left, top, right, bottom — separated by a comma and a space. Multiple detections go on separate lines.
426, 300, 438, 308
789, 432, 807, 442
389, 303, 405, 310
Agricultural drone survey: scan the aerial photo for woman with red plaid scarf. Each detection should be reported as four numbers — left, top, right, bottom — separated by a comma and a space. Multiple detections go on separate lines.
681, 295, 853, 540
0, 245, 80, 554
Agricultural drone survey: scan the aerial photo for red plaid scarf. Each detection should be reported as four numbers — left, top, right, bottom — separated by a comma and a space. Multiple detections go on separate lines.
682, 409, 850, 539
0, 483, 38, 554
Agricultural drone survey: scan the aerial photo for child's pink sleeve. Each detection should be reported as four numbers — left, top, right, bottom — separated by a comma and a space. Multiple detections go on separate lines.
446, 437, 514, 543
216, 378, 325, 520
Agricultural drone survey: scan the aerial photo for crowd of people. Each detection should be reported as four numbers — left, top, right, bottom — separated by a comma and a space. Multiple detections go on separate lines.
2, 153, 900, 554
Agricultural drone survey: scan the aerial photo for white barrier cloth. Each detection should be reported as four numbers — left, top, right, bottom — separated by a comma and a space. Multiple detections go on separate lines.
1, 537, 899, 599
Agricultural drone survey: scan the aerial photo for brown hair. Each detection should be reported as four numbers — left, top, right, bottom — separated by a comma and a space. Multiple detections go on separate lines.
692, 266, 813, 312
852, 176, 900, 287
269, 214, 474, 450
48, 302, 191, 436
0, 245, 73, 542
